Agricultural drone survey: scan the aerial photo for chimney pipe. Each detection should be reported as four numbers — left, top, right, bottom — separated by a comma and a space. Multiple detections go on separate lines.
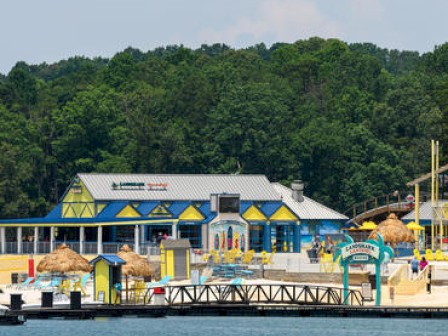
291, 180, 304, 202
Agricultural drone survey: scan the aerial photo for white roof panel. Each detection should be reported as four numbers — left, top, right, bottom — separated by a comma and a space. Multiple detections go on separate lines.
401, 201, 446, 221
77, 174, 281, 201
271, 183, 348, 220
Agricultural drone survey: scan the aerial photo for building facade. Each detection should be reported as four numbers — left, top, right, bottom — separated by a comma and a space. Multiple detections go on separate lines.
0, 174, 347, 254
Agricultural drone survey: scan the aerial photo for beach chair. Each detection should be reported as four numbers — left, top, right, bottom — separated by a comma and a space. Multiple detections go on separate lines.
413, 249, 421, 260
425, 249, 435, 261
199, 275, 208, 285
262, 251, 275, 265
16, 277, 34, 290
242, 250, 255, 264
30, 275, 45, 290
146, 275, 172, 288
39, 277, 61, 290
73, 273, 91, 296
435, 249, 444, 261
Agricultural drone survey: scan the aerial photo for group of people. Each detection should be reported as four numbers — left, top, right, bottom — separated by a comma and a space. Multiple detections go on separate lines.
410, 256, 428, 278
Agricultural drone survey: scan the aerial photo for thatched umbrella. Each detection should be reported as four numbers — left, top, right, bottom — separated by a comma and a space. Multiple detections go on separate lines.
116, 244, 151, 302
37, 243, 92, 274
368, 213, 414, 247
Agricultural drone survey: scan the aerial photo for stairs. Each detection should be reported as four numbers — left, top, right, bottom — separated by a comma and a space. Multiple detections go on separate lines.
388, 264, 428, 295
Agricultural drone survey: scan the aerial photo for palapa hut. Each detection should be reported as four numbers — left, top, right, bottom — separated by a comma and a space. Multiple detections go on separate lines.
116, 244, 152, 302
368, 213, 414, 247
37, 243, 92, 274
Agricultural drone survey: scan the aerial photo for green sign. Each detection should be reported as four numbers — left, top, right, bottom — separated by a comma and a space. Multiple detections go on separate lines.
334, 234, 394, 306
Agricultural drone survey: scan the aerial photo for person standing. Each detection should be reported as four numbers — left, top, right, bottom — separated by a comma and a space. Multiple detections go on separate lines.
410, 256, 419, 279
419, 256, 428, 271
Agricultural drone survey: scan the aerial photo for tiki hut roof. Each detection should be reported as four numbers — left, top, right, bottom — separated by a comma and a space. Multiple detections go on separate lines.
116, 244, 151, 277
368, 213, 414, 246
37, 243, 92, 273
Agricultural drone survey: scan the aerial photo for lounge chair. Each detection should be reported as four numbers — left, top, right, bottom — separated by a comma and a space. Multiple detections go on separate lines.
38, 277, 62, 290
30, 275, 45, 290
425, 249, 435, 261
15, 277, 34, 290
146, 275, 172, 288
73, 273, 91, 295
199, 275, 208, 285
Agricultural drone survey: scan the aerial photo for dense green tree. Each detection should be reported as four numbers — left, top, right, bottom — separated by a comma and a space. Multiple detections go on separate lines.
1, 38, 448, 216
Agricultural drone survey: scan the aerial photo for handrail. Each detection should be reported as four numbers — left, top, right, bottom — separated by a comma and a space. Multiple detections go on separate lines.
142, 283, 364, 306
387, 264, 408, 287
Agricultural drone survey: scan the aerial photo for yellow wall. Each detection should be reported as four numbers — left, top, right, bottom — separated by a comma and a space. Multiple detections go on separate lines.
270, 205, 298, 221
62, 181, 95, 218
242, 205, 267, 221
160, 249, 166, 278
167, 250, 175, 278
0, 254, 97, 285
179, 205, 204, 221
94, 259, 110, 303
186, 250, 190, 279
116, 205, 141, 218
63, 180, 94, 203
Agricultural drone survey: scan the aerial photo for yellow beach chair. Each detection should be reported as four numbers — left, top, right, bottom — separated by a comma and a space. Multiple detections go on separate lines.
425, 249, 435, 261
413, 248, 421, 260
435, 249, 444, 261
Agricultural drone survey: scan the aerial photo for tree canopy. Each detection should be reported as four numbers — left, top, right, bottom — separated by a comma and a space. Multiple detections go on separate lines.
0, 38, 445, 218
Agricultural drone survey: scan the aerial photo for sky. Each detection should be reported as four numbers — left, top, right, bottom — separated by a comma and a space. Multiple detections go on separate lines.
1, 0, 448, 74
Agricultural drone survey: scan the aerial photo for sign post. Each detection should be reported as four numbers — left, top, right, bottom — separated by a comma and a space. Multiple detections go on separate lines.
334, 234, 393, 306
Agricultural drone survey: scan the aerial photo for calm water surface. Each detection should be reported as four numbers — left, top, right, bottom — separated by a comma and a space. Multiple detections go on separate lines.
0, 316, 445, 336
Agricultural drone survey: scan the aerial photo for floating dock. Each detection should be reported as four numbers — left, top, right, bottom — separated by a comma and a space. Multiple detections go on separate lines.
10, 304, 448, 321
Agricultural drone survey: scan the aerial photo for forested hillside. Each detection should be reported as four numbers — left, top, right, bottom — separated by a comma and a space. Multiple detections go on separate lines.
0, 37, 446, 218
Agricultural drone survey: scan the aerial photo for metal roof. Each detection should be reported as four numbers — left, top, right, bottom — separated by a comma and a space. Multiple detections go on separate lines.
401, 201, 446, 222
78, 174, 281, 201
271, 183, 348, 220
161, 239, 191, 249
90, 254, 126, 265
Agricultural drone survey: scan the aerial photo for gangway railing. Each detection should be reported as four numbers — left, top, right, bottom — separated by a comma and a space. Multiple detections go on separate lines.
344, 191, 420, 224
142, 283, 364, 306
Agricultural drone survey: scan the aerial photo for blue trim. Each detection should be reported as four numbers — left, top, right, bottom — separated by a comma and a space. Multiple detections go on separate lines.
293, 224, 300, 252
239, 201, 253, 215
0, 217, 173, 224
263, 223, 271, 252
260, 202, 282, 217
168, 201, 190, 217
45, 204, 62, 219
96, 201, 128, 218
137, 202, 159, 216
90, 254, 126, 265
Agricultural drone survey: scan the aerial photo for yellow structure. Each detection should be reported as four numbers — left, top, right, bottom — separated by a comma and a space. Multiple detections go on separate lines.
160, 239, 191, 280
90, 254, 126, 304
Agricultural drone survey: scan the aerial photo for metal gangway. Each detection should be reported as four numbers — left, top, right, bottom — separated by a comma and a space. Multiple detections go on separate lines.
142, 283, 364, 306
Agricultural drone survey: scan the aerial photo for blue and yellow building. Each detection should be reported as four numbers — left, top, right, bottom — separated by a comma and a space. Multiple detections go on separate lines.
0, 174, 347, 254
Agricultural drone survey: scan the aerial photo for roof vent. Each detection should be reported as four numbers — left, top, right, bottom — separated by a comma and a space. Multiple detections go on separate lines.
291, 180, 304, 202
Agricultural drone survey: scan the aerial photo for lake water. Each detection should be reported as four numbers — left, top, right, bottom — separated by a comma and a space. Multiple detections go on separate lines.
0, 316, 445, 336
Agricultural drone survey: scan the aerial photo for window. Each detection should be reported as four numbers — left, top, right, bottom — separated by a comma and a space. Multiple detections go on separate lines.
178, 225, 202, 248
219, 195, 240, 213
249, 224, 263, 252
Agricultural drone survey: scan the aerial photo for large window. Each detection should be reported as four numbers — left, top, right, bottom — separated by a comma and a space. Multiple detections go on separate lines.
274, 224, 294, 253
249, 224, 264, 252
218, 195, 240, 213
178, 225, 202, 248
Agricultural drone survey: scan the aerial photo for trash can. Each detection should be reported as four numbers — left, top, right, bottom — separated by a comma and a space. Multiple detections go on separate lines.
307, 249, 318, 263
41, 291, 53, 308
368, 274, 376, 290
11, 273, 19, 284
153, 287, 166, 305
10, 294, 22, 310
70, 291, 81, 310
191, 270, 200, 285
